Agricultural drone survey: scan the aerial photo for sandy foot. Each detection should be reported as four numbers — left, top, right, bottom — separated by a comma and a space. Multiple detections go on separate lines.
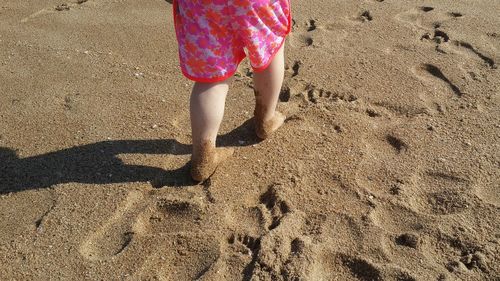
255, 111, 286, 140
190, 142, 234, 182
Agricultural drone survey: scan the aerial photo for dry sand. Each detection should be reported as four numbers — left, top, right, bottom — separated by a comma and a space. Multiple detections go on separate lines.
1, 0, 499, 280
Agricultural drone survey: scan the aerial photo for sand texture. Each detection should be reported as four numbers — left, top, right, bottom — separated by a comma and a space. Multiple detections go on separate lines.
1, 0, 499, 280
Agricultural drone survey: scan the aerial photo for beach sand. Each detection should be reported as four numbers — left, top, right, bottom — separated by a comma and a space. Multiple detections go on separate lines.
0, 0, 499, 280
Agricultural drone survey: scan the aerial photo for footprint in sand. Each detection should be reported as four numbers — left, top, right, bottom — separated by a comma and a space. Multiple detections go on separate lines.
55, 4, 70, 11
449, 41, 497, 69
305, 85, 335, 104
405, 171, 478, 216
305, 245, 419, 280
395, 6, 435, 30
358, 10, 373, 23
289, 19, 316, 48
318, 252, 417, 281
355, 128, 414, 199
289, 60, 302, 78
413, 63, 464, 97
135, 195, 205, 234
336, 253, 383, 281
395, 233, 422, 249
293, 17, 352, 50
225, 205, 267, 236
302, 235, 420, 281
219, 184, 306, 280
130, 233, 221, 281
419, 21, 497, 70
259, 184, 292, 230
193, 230, 264, 280
400, 4, 494, 72
396, 6, 463, 32
111, 193, 220, 280
79, 190, 209, 262
279, 84, 293, 103
223, 184, 293, 248
281, 80, 357, 109
278, 62, 299, 102
369, 202, 427, 234
227, 233, 261, 259
474, 181, 500, 207
400, 5, 494, 71
420, 27, 450, 46
192, 206, 267, 281
79, 190, 146, 261
305, 252, 371, 280
21, 1, 89, 22
385, 134, 408, 154
422, 231, 493, 277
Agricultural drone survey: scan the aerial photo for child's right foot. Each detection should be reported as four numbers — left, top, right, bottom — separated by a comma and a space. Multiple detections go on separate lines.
255, 111, 286, 140
190, 142, 234, 182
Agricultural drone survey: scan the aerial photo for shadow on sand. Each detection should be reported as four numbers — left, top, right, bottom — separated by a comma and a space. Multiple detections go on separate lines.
0, 119, 259, 194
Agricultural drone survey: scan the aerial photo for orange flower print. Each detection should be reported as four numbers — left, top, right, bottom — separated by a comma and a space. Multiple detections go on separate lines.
174, 0, 291, 82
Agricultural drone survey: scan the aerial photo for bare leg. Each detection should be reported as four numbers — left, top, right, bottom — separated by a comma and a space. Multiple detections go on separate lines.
190, 81, 234, 182
253, 44, 286, 139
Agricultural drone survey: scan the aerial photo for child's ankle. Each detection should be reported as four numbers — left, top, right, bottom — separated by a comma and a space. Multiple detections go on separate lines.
192, 140, 215, 162
255, 111, 285, 139
190, 142, 234, 182
254, 105, 273, 123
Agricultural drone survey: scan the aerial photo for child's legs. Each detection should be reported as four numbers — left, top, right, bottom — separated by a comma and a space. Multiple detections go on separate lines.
253, 44, 285, 122
190, 81, 229, 154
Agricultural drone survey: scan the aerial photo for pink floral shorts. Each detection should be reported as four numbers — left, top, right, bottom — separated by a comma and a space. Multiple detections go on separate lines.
173, 0, 291, 82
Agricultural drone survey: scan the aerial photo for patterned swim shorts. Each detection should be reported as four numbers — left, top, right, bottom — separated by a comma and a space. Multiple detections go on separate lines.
173, 0, 292, 82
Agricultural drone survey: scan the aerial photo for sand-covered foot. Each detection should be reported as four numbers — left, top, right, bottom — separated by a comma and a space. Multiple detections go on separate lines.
255, 111, 286, 140
190, 144, 234, 182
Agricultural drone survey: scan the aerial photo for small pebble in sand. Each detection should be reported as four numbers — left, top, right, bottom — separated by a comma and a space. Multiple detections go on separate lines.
151, 124, 158, 129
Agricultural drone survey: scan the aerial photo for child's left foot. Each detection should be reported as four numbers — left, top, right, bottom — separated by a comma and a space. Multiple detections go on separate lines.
190, 142, 234, 182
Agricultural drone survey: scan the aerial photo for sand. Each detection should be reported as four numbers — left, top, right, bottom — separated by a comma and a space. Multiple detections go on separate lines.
1, 0, 499, 280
